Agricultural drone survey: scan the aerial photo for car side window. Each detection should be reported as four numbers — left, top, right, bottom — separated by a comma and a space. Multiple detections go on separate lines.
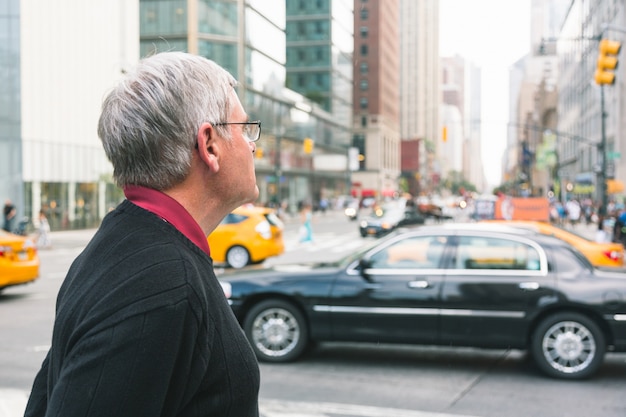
549, 245, 589, 275
368, 235, 448, 269
455, 236, 541, 271
222, 213, 247, 225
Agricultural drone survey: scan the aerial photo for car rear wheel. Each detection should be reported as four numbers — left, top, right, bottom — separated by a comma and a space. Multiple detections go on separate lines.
226, 245, 250, 269
531, 312, 605, 380
243, 300, 309, 362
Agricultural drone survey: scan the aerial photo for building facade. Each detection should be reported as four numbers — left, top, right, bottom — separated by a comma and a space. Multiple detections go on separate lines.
399, 0, 440, 197
351, 0, 401, 199
556, 0, 626, 211
140, 0, 354, 212
3, 0, 137, 231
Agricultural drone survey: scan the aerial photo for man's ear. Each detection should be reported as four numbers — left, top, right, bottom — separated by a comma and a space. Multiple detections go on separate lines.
197, 122, 220, 172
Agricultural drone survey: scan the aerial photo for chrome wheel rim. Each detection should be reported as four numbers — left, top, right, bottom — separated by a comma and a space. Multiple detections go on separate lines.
227, 246, 249, 268
541, 320, 596, 374
251, 307, 300, 358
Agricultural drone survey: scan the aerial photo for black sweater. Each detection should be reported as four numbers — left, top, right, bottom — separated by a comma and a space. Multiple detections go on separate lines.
25, 200, 260, 416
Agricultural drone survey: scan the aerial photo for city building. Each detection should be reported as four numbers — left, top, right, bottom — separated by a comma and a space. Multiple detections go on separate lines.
351, 0, 401, 199
555, 0, 626, 213
399, 0, 440, 197
140, 0, 353, 213
140, 0, 350, 211
2, 0, 137, 230
2, 0, 356, 231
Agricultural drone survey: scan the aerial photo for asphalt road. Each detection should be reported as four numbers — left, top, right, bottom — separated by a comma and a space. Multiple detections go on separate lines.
0, 211, 621, 417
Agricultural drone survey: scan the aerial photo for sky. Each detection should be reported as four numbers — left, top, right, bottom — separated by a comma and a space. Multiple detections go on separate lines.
439, 0, 531, 188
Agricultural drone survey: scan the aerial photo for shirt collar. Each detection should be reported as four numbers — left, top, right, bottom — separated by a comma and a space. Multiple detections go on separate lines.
123, 185, 210, 256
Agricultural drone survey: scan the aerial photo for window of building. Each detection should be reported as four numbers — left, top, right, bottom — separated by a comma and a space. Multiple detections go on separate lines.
360, 8, 369, 19
360, 62, 368, 74
360, 97, 368, 109
360, 26, 368, 38
361, 116, 367, 127
315, 21, 323, 34
315, 48, 324, 62
360, 45, 368, 56
360, 79, 368, 91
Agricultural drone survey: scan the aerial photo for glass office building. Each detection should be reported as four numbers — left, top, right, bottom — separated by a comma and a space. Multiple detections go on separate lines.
140, 0, 353, 212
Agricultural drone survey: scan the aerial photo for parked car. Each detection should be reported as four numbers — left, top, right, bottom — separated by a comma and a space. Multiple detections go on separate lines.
218, 223, 626, 379
359, 203, 425, 237
482, 219, 625, 268
208, 205, 284, 269
0, 229, 39, 291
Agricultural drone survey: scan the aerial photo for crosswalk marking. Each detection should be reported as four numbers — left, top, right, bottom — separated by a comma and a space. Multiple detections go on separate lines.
283, 233, 367, 254
260, 399, 479, 417
0, 390, 478, 417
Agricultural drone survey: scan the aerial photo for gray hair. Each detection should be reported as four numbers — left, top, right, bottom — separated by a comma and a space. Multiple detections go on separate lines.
97, 52, 237, 190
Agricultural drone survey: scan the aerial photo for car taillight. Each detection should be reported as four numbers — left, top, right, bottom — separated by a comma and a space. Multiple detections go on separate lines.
606, 250, 624, 262
0, 245, 9, 257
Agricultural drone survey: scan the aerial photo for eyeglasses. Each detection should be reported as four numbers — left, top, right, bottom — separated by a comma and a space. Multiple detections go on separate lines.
213, 120, 261, 142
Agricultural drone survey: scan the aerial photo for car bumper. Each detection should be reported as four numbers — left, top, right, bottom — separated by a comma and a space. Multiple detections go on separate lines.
0, 261, 40, 289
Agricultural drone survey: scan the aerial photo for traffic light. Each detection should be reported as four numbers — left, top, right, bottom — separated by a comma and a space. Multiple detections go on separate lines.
595, 38, 622, 85
303, 137, 314, 154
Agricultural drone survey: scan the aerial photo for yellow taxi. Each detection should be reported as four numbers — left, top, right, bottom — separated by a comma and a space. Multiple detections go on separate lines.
482, 220, 625, 268
0, 229, 40, 291
208, 205, 285, 269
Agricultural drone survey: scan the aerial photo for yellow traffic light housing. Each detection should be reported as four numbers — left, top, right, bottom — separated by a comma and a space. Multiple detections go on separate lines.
595, 39, 622, 85
303, 137, 314, 154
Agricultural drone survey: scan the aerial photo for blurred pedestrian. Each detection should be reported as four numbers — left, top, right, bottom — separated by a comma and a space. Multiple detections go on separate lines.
24, 52, 260, 417
566, 198, 581, 227
595, 215, 609, 243
36, 209, 51, 249
2, 199, 16, 232
299, 202, 314, 243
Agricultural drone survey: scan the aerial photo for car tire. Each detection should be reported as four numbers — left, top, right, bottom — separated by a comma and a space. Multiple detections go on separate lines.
226, 245, 250, 269
243, 299, 309, 363
531, 312, 605, 380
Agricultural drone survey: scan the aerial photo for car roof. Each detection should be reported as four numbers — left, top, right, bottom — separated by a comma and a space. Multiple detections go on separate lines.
395, 222, 572, 248
410, 222, 539, 235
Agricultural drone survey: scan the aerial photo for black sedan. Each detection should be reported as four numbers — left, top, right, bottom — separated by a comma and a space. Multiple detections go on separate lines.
218, 223, 626, 380
359, 204, 425, 237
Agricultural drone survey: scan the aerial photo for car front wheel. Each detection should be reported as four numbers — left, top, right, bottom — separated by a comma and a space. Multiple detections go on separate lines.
226, 245, 250, 269
531, 312, 605, 380
243, 300, 309, 362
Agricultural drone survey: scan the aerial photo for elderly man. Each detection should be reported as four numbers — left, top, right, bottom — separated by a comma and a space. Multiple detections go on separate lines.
25, 52, 261, 417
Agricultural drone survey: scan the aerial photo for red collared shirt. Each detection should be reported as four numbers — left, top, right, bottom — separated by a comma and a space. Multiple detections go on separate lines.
124, 185, 211, 256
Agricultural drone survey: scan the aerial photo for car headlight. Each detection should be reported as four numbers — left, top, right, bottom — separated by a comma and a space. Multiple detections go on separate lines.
359, 220, 368, 228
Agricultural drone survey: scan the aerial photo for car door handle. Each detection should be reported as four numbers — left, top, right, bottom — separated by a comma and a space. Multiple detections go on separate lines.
408, 280, 430, 289
519, 282, 539, 291
364, 283, 382, 290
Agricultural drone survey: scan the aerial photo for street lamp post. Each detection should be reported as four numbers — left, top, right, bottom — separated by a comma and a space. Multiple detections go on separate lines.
598, 85, 609, 217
